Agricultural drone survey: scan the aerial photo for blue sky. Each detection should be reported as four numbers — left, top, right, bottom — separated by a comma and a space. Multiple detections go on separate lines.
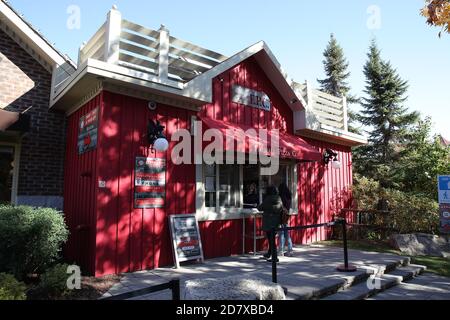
9, 0, 450, 139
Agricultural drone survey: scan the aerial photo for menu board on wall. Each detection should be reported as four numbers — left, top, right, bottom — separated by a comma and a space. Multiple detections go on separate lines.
78, 107, 98, 154
134, 157, 166, 209
169, 214, 204, 268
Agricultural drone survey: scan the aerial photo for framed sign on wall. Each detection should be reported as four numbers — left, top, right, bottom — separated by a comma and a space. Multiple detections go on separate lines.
231, 85, 272, 112
169, 214, 204, 268
78, 107, 98, 155
134, 157, 166, 209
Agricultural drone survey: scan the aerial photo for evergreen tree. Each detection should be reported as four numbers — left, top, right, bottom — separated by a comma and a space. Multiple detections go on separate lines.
393, 117, 450, 199
317, 34, 360, 133
317, 34, 352, 98
355, 40, 419, 188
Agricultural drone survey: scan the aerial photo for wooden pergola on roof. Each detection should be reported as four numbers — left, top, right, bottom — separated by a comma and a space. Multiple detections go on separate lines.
50, 5, 367, 147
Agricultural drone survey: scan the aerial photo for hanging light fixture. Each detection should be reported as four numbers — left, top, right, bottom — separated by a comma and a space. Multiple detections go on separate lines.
331, 159, 342, 170
147, 119, 169, 152
323, 148, 341, 169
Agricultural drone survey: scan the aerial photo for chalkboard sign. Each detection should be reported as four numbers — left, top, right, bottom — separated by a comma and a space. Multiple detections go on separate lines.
169, 214, 204, 268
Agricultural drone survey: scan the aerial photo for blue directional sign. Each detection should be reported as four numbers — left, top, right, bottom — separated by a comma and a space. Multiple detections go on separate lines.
438, 175, 450, 204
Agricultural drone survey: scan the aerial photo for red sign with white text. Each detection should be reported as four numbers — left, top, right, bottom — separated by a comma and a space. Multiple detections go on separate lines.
134, 157, 166, 209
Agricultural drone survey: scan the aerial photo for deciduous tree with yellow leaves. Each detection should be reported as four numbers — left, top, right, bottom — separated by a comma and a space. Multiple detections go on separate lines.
421, 0, 450, 36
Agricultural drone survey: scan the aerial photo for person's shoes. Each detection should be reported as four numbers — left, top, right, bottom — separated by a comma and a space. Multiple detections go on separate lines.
263, 253, 271, 259
285, 251, 294, 257
278, 250, 285, 257
266, 258, 279, 263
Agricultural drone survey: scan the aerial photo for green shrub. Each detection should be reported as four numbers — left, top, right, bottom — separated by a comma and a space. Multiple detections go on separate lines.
382, 188, 439, 234
0, 273, 27, 300
35, 264, 70, 299
352, 175, 440, 235
352, 174, 381, 209
0, 205, 69, 280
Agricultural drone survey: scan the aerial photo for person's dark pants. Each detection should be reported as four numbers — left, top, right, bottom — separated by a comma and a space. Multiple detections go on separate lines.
265, 231, 276, 258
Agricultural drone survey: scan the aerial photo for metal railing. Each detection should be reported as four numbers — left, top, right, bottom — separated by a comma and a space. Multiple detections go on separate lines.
270, 218, 356, 283
101, 279, 181, 301
338, 208, 396, 240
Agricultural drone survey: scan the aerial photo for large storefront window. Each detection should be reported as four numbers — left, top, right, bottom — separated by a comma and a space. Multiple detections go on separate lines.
199, 161, 298, 220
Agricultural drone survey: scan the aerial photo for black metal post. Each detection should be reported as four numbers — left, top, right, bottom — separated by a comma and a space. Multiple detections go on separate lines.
271, 228, 277, 283
171, 279, 181, 300
342, 219, 349, 268
336, 218, 357, 272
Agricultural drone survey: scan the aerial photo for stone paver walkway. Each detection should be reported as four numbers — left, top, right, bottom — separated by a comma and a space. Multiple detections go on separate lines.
102, 245, 450, 300
100, 246, 424, 300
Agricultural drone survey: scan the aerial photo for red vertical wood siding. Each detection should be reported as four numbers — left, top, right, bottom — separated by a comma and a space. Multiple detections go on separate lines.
200, 56, 292, 133
197, 57, 353, 256
64, 56, 354, 276
94, 91, 196, 276
64, 93, 102, 275
295, 140, 353, 244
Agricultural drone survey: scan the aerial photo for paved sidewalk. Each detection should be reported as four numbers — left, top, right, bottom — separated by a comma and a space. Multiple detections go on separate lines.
103, 245, 425, 300
370, 273, 450, 300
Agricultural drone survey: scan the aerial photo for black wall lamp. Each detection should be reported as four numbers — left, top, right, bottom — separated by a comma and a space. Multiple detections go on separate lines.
323, 148, 342, 169
147, 119, 169, 152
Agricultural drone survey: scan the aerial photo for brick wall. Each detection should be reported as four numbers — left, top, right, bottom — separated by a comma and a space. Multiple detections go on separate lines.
0, 29, 66, 204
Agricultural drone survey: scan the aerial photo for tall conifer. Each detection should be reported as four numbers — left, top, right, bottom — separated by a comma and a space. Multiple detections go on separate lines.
355, 40, 419, 187
317, 34, 359, 132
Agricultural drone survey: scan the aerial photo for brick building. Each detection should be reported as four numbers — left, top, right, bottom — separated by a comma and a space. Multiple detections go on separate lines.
0, 0, 74, 208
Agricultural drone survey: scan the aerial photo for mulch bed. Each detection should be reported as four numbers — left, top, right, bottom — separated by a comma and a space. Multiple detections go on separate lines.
68, 275, 122, 300
26, 274, 122, 300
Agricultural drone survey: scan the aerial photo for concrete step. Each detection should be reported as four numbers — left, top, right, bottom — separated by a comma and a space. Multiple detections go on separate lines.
405, 264, 427, 274
367, 273, 450, 300
285, 292, 299, 300
320, 260, 423, 301
284, 268, 372, 300
385, 264, 426, 282
282, 253, 415, 300
322, 275, 398, 300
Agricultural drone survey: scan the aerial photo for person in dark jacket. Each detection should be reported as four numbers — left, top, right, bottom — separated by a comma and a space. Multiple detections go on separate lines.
258, 185, 282, 262
244, 182, 259, 208
278, 182, 294, 257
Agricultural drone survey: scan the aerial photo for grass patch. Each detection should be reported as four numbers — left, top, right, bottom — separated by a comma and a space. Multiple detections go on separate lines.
411, 256, 450, 278
317, 240, 450, 278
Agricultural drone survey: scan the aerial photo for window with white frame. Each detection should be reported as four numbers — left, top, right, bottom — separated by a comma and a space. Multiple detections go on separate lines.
204, 164, 241, 211
198, 161, 298, 220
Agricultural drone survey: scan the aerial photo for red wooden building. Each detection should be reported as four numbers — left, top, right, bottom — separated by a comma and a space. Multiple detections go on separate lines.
50, 7, 367, 276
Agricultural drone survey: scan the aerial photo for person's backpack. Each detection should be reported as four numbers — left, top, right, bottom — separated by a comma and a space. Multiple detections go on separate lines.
281, 207, 290, 225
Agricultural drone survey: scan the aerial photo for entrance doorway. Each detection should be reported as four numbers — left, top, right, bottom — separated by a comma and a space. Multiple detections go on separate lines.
0, 145, 15, 204
243, 163, 297, 211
